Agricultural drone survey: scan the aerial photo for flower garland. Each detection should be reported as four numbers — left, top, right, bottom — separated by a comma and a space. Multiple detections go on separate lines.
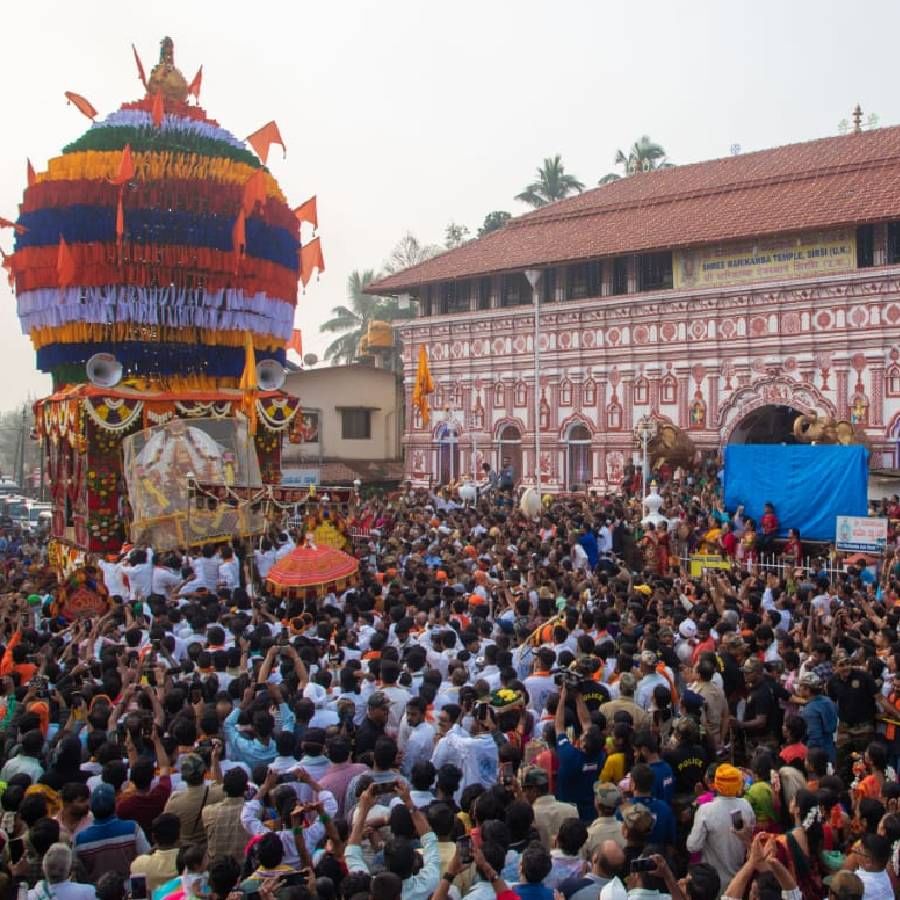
256, 396, 301, 432
84, 396, 144, 432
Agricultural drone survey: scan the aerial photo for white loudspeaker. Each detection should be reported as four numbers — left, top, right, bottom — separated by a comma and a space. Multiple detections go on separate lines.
256, 359, 286, 391
86, 353, 123, 388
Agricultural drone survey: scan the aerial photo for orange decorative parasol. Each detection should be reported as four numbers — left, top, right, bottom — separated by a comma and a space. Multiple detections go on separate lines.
265, 541, 359, 600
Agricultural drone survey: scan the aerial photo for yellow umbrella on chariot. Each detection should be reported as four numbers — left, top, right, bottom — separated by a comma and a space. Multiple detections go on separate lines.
265, 542, 360, 601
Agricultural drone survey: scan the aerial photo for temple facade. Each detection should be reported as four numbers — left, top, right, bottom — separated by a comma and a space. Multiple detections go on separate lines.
368, 127, 900, 491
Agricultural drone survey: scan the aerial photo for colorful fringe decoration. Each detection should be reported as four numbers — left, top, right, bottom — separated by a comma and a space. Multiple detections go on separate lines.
8, 89, 302, 385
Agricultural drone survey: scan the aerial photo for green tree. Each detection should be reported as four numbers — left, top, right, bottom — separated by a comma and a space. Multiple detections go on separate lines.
319, 269, 415, 364
444, 222, 470, 249
478, 210, 511, 236
515, 154, 584, 208
600, 135, 672, 183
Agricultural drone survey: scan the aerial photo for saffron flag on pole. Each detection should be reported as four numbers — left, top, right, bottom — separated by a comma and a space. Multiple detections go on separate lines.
188, 66, 203, 101
109, 145, 135, 185
239, 331, 258, 433
26, 159, 35, 188
241, 169, 267, 216
132, 43, 147, 90
57, 236, 76, 287
287, 329, 303, 356
246, 121, 286, 164
64, 91, 98, 120
293, 196, 318, 230
412, 345, 434, 427
299, 238, 325, 287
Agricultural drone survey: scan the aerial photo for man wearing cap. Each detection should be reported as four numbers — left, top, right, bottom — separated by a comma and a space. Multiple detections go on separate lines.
731, 658, 780, 755
685, 763, 755, 886
521, 767, 579, 850
796, 670, 838, 764
634, 651, 668, 711
583, 784, 626, 859
162, 753, 224, 851
598, 673, 650, 732
75, 784, 151, 881
828, 650, 878, 770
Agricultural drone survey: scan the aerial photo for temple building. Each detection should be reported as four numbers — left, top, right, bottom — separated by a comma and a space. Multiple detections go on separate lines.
367, 125, 900, 491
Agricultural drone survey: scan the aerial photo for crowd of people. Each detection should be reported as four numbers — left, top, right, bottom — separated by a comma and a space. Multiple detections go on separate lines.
0, 472, 899, 900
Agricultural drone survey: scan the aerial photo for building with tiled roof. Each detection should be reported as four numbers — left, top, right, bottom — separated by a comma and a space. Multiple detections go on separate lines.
367, 126, 900, 491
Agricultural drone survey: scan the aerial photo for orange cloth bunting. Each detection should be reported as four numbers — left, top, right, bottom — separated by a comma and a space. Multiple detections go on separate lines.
287, 329, 303, 356
188, 66, 203, 100
0, 217, 26, 235
294, 196, 318, 230
238, 331, 257, 434
64, 91, 98, 120
232, 209, 246, 273
246, 121, 286, 164
132, 44, 147, 90
241, 170, 267, 216
299, 237, 324, 287
26, 159, 35, 188
412, 345, 434, 426
115, 188, 125, 252
57, 236, 76, 287
109, 145, 135, 186
151, 91, 164, 128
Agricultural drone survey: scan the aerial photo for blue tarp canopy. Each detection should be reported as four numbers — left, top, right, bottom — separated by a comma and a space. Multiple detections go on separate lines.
723, 444, 868, 541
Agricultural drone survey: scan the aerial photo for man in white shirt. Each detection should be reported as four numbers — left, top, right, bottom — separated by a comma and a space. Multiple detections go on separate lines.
151, 556, 182, 598
119, 548, 154, 602
524, 648, 558, 716
275, 533, 296, 560
398, 698, 435, 778
379, 661, 412, 736
98, 555, 128, 599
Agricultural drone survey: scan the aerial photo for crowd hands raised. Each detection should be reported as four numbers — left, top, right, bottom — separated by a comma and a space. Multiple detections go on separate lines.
0, 476, 898, 900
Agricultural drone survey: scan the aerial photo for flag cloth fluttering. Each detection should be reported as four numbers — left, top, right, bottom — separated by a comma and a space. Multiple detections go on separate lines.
188, 66, 203, 101
57, 237, 76, 287
0, 249, 13, 288
26, 159, 35, 188
132, 44, 147, 89
246, 121, 286, 164
287, 329, 303, 356
239, 331, 258, 434
0, 217, 26, 235
412, 345, 434, 426
299, 238, 325, 287
293, 196, 318, 230
109, 145, 135, 186
64, 91, 98, 120
151, 91, 164, 128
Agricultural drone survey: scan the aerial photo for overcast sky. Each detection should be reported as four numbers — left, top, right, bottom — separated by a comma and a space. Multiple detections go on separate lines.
1, 0, 898, 410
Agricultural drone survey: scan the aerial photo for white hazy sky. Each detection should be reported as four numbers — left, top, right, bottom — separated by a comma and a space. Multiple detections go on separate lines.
1, 0, 898, 410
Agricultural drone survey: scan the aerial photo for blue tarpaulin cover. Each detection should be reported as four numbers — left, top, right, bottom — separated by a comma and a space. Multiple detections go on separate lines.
723, 444, 868, 541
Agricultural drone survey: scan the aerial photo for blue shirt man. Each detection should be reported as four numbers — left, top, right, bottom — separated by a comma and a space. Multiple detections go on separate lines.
555, 731, 606, 822
579, 530, 599, 569
798, 672, 839, 763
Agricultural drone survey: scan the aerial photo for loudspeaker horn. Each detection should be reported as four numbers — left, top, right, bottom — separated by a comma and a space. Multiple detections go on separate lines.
86, 352, 123, 388
256, 359, 286, 391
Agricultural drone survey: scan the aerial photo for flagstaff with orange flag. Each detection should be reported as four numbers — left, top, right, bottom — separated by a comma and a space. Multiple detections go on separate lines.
132, 43, 147, 89
64, 91, 98, 120
246, 121, 286, 164
188, 66, 203, 101
239, 332, 258, 434
412, 345, 435, 426
57, 237, 76, 287
293, 196, 318, 231
151, 91, 164, 127
299, 238, 325, 287
286, 329, 303, 357
26, 160, 35, 188
0, 218, 26, 235
241, 170, 267, 216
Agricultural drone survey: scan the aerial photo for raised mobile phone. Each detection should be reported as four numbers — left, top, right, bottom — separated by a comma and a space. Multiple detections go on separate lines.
129, 875, 148, 900
456, 835, 474, 864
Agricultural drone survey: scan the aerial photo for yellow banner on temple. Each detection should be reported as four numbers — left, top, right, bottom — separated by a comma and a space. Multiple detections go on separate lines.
674, 229, 856, 290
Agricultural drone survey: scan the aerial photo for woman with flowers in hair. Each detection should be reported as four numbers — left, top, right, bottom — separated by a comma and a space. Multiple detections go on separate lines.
773, 789, 826, 900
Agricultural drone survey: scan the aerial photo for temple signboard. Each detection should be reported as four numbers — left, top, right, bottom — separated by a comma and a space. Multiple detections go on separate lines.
674, 229, 856, 290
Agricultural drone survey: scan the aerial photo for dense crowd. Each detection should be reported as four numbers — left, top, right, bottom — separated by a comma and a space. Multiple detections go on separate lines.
0, 473, 899, 900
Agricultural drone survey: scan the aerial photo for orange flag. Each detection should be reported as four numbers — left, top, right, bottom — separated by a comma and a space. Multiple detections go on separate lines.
299, 237, 325, 287
64, 91, 98, 120
241, 170, 267, 216
132, 44, 147, 90
286, 329, 303, 356
109, 145, 135, 186
57, 237, 76, 287
115, 188, 126, 255
151, 91, 164, 128
232, 209, 246, 273
188, 66, 203, 101
26, 159, 35, 188
293, 196, 318, 230
0, 217, 26, 235
246, 121, 286, 164
412, 345, 434, 426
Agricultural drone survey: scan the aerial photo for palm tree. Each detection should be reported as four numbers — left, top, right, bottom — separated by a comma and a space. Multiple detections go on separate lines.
515, 154, 585, 208
600, 135, 673, 184
320, 269, 415, 364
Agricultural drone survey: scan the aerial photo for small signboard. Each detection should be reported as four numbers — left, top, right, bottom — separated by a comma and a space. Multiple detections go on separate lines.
835, 515, 888, 553
281, 468, 320, 487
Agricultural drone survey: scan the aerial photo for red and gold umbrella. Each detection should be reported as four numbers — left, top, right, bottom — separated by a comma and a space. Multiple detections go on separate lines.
265, 542, 359, 600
